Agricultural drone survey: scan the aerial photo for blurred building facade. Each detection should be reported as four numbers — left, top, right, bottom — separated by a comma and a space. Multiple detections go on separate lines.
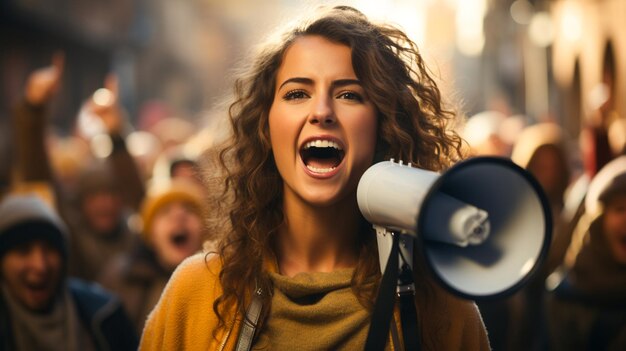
451, 0, 625, 152
0, 0, 266, 133
2, 0, 624, 147
550, 0, 625, 139
0, 0, 143, 131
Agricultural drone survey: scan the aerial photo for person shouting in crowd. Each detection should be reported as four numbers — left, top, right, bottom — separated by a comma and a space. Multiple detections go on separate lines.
0, 194, 138, 351
99, 179, 207, 334
141, 6, 489, 350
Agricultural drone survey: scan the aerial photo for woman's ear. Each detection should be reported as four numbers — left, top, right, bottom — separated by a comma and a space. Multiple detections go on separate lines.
262, 126, 272, 150
257, 112, 272, 150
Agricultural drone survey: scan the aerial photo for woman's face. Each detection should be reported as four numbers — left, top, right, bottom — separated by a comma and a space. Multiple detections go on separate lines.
603, 193, 626, 265
268, 35, 378, 207
150, 200, 203, 271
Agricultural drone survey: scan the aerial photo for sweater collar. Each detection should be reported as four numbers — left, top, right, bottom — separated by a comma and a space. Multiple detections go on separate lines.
268, 268, 354, 300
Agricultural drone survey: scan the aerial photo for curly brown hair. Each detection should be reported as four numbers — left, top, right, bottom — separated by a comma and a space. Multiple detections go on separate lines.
206, 5, 464, 342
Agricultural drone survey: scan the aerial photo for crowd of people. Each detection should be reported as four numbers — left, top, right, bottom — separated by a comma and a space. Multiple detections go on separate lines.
462, 108, 626, 350
0, 51, 209, 349
0, 5, 625, 351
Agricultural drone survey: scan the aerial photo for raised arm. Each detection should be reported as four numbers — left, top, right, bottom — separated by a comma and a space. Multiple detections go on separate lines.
13, 52, 64, 184
80, 74, 145, 211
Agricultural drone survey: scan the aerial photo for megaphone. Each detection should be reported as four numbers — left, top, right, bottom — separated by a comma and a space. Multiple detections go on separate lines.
357, 156, 552, 300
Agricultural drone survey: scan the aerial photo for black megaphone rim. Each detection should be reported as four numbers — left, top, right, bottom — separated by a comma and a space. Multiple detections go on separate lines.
415, 156, 553, 301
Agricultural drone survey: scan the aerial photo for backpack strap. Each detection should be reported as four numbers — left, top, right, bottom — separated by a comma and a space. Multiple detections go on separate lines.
235, 288, 263, 351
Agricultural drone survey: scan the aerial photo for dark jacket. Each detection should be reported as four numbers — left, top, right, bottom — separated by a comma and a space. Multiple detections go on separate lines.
548, 273, 626, 351
0, 278, 138, 351
99, 239, 171, 334
546, 218, 626, 351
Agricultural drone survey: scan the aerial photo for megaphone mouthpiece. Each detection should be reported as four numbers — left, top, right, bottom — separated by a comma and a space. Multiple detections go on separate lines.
422, 192, 491, 247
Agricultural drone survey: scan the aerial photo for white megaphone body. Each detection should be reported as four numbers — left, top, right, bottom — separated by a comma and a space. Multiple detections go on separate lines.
357, 157, 552, 300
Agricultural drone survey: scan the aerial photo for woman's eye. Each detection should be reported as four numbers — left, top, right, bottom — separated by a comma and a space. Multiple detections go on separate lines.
337, 91, 363, 102
283, 90, 308, 100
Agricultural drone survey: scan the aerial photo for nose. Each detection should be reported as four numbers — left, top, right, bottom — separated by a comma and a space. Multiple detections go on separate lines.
28, 245, 52, 274
308, 95, 335, 126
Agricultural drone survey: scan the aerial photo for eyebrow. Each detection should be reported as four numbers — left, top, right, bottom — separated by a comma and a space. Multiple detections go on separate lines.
278, 77, 363, 90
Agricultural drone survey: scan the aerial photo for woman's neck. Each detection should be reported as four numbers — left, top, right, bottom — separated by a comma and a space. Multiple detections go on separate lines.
276, 192, 361, 277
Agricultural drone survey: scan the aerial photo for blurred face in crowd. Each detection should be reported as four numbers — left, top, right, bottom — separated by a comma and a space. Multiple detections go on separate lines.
171, 161, 203, 189
171, 160, 196, 180
150, 200, 203, 271
1, 240, 63, 313
472, 135, 509, 157
527, 145, 566, 198
82, 190, 123, 234
603, 193, 626, 265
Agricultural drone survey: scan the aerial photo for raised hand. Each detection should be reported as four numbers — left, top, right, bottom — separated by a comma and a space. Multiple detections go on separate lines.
25, 52, 64, 106
84, 73, 125, 134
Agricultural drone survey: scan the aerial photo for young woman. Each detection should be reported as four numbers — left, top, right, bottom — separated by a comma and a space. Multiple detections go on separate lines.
141, 6, 489, 350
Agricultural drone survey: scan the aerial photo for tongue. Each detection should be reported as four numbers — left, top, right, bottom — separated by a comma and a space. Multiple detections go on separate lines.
307, 157, 337, 169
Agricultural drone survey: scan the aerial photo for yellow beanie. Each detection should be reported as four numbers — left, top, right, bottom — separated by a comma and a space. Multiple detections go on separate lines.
140, 179, 205, 242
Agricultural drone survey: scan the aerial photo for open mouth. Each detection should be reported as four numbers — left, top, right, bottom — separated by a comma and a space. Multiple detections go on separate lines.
25, 282, 49, 291
170, 231, 189, 248
300, 139, 345, 174
24, 280, 54, 301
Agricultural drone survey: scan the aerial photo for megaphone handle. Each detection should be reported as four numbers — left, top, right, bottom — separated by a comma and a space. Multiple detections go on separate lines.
396, 234, 421, 350
365, 231, 422, 351
398, 263, 421, 351
398, 234, 415, 289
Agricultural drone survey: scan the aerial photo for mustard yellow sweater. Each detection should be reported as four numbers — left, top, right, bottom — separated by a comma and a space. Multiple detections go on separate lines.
140, 254, 490, 351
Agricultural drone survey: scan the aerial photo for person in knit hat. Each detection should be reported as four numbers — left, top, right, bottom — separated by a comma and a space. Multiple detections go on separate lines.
0, 194, 138, 351
98, 178, 206, 333
546, 155, 626, 350
139, 178, 206, 272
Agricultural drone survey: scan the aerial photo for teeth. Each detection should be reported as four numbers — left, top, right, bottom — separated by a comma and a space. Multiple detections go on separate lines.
306, 165, 336, 173
303, 140, 342, 150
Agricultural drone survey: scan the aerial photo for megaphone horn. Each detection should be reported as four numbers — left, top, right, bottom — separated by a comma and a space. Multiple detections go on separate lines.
357, 157, 552, 300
